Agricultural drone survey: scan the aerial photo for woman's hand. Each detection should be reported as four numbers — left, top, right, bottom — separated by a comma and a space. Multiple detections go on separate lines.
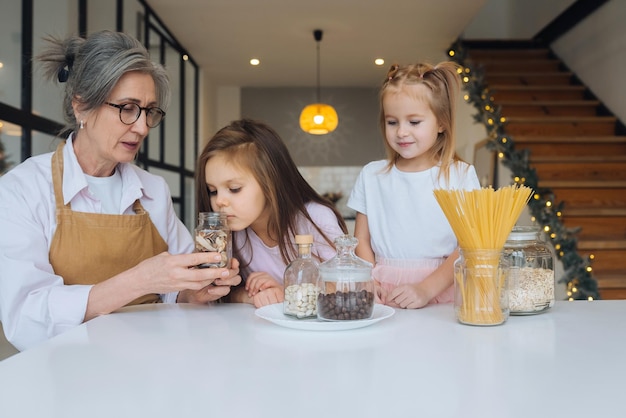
246, 272, 284, 308
133, 251, 233, 293
177, 258, 242, 304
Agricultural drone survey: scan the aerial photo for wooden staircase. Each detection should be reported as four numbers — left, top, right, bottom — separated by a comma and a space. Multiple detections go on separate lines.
464, 43, 626, 299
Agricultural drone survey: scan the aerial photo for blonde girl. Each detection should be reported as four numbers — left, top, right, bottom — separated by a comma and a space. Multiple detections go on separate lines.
347, 62, 481, 309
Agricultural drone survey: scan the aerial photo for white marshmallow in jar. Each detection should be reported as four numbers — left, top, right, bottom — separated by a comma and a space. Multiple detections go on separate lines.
503, 225, 556, 315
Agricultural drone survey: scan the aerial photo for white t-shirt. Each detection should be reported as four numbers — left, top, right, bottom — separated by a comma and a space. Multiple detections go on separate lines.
234, 202, 344, 284
347, 160, 480, 260
85, 168, 123, 214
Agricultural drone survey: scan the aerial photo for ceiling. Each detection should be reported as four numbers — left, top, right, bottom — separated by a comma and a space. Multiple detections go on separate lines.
147, 0, 487, 88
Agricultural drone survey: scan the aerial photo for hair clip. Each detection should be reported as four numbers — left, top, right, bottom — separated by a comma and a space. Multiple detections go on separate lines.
386, 64, 399, 82
57, 66, 69, 83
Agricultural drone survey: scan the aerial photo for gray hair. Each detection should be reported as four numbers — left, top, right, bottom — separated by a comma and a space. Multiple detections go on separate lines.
36, 30, 170, 134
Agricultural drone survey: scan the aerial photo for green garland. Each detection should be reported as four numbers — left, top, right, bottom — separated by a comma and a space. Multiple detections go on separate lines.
448, 40, 599, 300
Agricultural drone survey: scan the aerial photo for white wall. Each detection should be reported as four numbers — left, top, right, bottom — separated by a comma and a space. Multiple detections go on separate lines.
463, 0, 576, 39
551, 0, 626, 124
215, 86, 241, 133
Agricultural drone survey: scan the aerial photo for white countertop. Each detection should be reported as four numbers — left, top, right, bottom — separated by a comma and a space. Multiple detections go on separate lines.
1, 301, 624, 418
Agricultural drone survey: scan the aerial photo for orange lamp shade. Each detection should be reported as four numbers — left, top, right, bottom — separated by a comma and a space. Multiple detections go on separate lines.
299, 103, 338, 135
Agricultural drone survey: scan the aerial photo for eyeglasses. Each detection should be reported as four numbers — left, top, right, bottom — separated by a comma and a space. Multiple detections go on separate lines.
105, 102, 166, 128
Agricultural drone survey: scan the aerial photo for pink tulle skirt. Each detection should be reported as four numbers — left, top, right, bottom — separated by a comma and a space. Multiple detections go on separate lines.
373, 257, 454, 304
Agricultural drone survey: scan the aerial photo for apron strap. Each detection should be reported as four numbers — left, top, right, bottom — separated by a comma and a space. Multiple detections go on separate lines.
51, 141, 68, 212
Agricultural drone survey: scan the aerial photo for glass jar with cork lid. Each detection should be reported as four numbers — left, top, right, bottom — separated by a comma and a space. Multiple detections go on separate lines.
503, 225, 556, 315
283, 235, 319, 319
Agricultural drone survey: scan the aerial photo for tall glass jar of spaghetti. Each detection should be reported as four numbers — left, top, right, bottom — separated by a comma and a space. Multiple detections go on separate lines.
454, 248, 509, 326
503, 226, 555, 315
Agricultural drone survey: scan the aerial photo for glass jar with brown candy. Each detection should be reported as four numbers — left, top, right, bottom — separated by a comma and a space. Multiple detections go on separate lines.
317, 235, 374, 321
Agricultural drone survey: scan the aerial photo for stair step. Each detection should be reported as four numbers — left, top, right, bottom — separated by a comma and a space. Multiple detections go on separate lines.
531, 155, 626, 163
548, 187, 626, 209
514, 135, 626, 144
596, 271, 626, 300
533, 161, 626, 181
500, 100, 600, 117
513, 136, 626, 157
595, 273, 626, 289
505, 116, 617, 136
486, 72, 574, 86
562, 216, 626, 240
489, 85, 586, 101
539, 180, 626, 188
598, 288, 626, 299
479, 59, 562, 72
580, 249, 626, 272
578, 240, 626, 250
565, 208, 626, 216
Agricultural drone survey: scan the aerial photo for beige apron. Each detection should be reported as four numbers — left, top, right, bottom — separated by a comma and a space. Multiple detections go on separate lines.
49, 141, 167, 305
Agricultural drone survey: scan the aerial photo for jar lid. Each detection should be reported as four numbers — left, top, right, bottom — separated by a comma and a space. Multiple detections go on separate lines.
506, 225, 540, 241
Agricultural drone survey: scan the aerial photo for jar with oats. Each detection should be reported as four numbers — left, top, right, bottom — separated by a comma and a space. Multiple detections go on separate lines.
503, 226, 555, 315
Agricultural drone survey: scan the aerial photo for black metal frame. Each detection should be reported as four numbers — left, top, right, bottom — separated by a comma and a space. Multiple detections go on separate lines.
2, 0, 200, 226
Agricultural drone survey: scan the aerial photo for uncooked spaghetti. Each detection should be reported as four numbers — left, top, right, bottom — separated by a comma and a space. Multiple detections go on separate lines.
434, 185, 533, 325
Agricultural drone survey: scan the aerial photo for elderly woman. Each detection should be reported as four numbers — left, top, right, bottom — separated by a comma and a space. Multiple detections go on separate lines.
0, 30, 241, 351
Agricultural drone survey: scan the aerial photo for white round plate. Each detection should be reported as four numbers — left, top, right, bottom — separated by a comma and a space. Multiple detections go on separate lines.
255, 303, 394, 331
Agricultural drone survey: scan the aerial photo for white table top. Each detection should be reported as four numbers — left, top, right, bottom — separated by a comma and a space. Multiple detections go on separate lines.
0, 300, 624, 418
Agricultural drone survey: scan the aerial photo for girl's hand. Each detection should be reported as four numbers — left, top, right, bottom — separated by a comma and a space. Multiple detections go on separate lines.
245, 272, 284, 308
387, 283, 431, 309
374, 280, 388, 305
245, 272, 280, 296
252, 287, 284, 308
177, 258, 242, 304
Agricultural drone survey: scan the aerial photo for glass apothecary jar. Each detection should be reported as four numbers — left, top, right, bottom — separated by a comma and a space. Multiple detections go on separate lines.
454, 248, 509, 326
283, 235, 319, 319
317, 235, 375, 321
503, 226, 555, 315
194, 212, 231, 268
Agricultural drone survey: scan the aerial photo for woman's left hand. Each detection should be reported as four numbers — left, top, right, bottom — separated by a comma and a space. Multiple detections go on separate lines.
178, 258, 242, 304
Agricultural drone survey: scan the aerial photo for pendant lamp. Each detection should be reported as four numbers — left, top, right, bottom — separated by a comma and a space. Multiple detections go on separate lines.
299, 29, 338, 135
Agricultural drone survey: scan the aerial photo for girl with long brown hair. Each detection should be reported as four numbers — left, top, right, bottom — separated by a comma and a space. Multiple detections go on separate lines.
196, 119, 347, 307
